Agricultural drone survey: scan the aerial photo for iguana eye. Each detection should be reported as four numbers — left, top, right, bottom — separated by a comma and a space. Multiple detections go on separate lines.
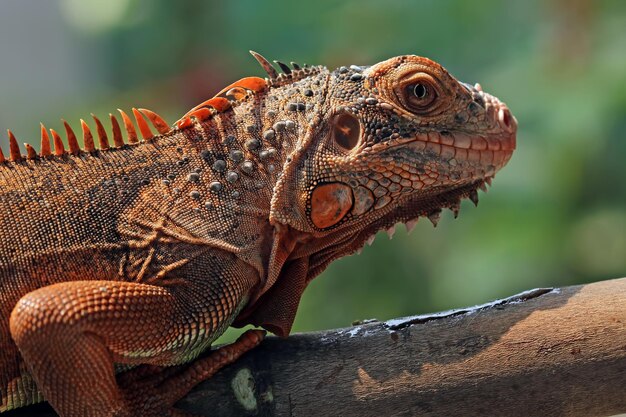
404, 80, 437, 110
392, 72, 446, 116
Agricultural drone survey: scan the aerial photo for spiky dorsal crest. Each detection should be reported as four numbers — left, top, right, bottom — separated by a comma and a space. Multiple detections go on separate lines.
175, 51, 323, 129
249, 50, 324, 87
175, 75, 269, 129
62, 120, 80, 154
1, 108, 170, 163
1, 51, 320, 164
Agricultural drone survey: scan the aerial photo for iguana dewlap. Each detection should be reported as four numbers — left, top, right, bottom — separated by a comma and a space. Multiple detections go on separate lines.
0, 51, 516, 416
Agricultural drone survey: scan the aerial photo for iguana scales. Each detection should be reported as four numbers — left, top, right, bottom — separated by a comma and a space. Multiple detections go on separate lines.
0, 51, 516, 416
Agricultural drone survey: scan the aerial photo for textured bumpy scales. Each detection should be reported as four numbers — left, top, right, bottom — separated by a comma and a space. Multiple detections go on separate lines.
0, 51, 516, 416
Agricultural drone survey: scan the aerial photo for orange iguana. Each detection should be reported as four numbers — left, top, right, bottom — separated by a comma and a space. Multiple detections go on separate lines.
0, 51, 516, 416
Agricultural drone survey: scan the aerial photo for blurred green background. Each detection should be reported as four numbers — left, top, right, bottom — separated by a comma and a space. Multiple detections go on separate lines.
0, 0, 624, 335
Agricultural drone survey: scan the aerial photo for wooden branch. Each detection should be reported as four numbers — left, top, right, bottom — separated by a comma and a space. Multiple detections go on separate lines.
9, 278, 626, 417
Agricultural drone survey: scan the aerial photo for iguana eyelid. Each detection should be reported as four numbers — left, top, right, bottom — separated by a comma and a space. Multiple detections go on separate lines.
393, 71, 447, 115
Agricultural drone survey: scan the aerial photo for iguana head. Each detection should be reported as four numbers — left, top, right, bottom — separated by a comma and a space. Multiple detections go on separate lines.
270, 55, 516, 255
236, 53, 516, 336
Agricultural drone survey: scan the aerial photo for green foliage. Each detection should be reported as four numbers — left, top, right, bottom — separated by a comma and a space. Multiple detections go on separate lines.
0, 0, 624, 334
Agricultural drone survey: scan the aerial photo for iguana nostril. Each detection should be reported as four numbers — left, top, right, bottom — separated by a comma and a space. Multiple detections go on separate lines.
498, 108, 515, 131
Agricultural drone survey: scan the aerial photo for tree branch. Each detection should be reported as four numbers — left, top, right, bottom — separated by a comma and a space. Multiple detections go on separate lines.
9, 278, 626, 417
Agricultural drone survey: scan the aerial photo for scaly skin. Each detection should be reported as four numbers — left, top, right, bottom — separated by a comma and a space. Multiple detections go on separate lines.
0, 52, 516, 416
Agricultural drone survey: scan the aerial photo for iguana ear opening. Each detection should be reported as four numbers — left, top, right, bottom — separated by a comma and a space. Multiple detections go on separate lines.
332, 112, 361, 151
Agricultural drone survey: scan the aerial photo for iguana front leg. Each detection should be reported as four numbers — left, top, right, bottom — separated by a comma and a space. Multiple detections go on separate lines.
8, 258, 259, 417
117, 329, 265, 416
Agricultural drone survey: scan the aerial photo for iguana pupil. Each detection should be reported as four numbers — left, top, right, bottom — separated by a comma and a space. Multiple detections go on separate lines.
413, 83, 427, 98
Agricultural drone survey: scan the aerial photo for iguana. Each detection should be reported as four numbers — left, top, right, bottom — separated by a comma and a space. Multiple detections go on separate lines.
0, 51, 516, 416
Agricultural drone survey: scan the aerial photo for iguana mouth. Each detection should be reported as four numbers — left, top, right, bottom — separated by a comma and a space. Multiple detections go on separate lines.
399, 129, 515, 176
387, 87, 516, 171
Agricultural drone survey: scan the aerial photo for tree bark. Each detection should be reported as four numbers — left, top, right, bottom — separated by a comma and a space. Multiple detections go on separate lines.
9, 278, 626, 417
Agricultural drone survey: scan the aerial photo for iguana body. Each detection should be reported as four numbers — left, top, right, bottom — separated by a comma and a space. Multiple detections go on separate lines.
0, 52, 516, 416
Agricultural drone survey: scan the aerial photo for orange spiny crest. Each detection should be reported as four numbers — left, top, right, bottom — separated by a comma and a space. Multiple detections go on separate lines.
175, 76, 267, 129
1, 106, 169, 163
186, 97, 231, 116
91, 114, 110, 150
176, 117, 193, 130
62, 120, 80, 155
118, 109, 138, 144
223, 87, 247, 100
7, 130, 22, 161
81, 119, 95, 152
204, 97, 231, 112
132, 108, 153, 140
109, 114, 125, 147
49, 129, 65, 156
24, 143, 37, 159
40, 124, 52, 157
138, 108, 169, 135
214, 76, 267, 98
187, 108, 212, 122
